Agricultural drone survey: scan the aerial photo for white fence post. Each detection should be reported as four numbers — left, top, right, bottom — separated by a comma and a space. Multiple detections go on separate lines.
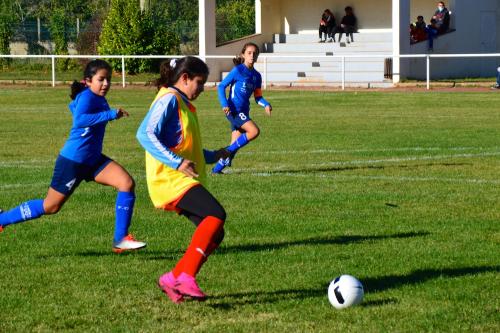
426, 55, 430, 90
122, 56, 126, 88
51, 55, 55, 87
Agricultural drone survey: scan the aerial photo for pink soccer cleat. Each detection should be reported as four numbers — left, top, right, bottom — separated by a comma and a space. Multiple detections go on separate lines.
175, 273, 207, 300
158, 272, 184, 304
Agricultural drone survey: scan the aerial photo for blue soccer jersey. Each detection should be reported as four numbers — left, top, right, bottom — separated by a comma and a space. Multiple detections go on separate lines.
217, 64, 270, 113
59, 88, 118, 165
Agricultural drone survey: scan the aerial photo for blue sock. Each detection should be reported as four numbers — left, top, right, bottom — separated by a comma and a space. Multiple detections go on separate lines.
0, 199, 45, 227
212, 158, 227, 173
114, 191, 135, 243
227, 134, 249, 153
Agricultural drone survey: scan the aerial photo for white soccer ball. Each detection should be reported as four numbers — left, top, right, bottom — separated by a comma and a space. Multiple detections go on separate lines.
328, 275, 364, 309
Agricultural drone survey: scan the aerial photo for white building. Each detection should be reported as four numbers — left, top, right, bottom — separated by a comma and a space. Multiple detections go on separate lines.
199, 0, 500, 85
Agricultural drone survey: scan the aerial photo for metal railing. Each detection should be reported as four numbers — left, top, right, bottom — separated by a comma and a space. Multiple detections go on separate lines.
1, 53, 499, 90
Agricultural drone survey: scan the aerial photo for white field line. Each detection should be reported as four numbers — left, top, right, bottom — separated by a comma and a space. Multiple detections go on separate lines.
247, 173, 500, 185
1, 151, 498, 188
238, 146, 500, 156
0, 146, 497, 167
232, 152, 500, 173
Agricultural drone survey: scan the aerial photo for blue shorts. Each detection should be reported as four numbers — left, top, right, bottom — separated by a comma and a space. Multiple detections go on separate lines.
226, 110, 251, 131
50, 154, 112, 195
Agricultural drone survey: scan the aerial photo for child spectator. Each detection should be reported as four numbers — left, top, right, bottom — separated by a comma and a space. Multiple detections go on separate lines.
411, 16, 427, 43
338, 6, 357, 44
319, 9, 336, 42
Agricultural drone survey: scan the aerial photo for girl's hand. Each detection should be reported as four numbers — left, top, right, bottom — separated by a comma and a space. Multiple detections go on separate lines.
214, 148, 231, 161
222, 107, 230, 116
116, 108, 129, 119
265, 105, 272, 116
178, 159, 199, 178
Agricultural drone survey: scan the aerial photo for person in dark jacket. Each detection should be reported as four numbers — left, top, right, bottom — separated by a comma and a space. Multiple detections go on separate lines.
433, 1, 450, 34
338, 6, 357, 44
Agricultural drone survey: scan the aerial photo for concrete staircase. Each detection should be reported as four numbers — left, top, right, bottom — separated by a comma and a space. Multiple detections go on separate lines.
255, 32, 394, 87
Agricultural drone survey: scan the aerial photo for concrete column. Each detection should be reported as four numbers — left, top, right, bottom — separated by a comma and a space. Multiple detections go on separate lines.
392, 0, 410, 83
198, 0, 216, 59
255, 0, 262, 34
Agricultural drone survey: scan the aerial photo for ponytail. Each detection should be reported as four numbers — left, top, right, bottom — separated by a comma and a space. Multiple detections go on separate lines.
70, 80, 87, 100
155, 57, 209, 90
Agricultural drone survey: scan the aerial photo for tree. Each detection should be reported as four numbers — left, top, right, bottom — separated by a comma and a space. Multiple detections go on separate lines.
0, 0, 18, 59
216, 0, 254, 45
98, 0, 180, 73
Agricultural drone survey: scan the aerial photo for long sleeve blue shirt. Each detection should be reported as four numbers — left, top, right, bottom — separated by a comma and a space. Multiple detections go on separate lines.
136, 87, 217, 170
217, 64, 270, 113
59, 88, 117, 165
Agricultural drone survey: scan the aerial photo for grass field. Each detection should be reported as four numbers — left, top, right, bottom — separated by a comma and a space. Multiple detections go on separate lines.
0, 87, 499, 332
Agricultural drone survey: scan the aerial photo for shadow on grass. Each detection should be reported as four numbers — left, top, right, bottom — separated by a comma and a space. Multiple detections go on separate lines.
234, 162, 470, 175
207, 265, 499, 309
37, 231, 429, 260
217, 231, 430, 254
362, 265, 500, 293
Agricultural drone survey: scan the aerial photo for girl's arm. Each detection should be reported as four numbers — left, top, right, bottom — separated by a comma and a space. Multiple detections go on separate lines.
217, 68, 236, 108
72, 95, 118, 128
136, 97, 184, 170
253, 74, 271, 108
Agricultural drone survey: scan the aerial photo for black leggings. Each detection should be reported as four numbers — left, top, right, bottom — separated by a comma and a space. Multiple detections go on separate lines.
176, 185, 226, 245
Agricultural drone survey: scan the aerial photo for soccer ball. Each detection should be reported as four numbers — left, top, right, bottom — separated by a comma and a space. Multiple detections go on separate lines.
328, 275, 364, 309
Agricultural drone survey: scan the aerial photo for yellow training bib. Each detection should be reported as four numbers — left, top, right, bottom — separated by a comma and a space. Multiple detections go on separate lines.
145, 87, 206, 210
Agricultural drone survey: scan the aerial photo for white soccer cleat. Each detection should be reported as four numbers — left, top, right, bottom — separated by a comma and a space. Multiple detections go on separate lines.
112, 234, 146, 253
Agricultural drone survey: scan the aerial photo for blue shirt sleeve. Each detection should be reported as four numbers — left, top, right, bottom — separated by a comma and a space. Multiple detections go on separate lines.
136, 96, 184, 170
218, 67, 237, 108
72, 93, 117, 128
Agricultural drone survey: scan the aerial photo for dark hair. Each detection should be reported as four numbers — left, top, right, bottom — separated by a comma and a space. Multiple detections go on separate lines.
155, 56, 209, 90
70, 59, 112, 100
345, 6, 353, 12
417, 15, 424, 20
233, 42, 260, 65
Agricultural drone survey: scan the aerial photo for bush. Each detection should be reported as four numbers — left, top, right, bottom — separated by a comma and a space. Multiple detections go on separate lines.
98, 0, 180, 73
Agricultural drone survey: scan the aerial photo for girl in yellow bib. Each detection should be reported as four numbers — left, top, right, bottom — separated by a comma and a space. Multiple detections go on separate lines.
136, 57, 229, 303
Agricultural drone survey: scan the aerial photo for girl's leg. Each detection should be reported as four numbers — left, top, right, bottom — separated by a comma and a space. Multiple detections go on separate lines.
0, 187, 66, 230
496, 67, 500, 86
94, 161, 145, 251
212, 122, 259, 174
158, 185, 225, 301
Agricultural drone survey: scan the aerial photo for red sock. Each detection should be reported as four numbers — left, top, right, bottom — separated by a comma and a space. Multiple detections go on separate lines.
173, 216, 224, 278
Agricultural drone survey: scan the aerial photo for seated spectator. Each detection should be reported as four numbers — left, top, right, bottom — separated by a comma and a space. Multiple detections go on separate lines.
338, 6, 357, 44
415, 15, 426, 31
425, 18, 439, 51
433, 1, 450, 34
319, 10, 328, 42
319, 9, 337, 43
325, 9, 338, 42
410, 24, 418, 44
411, 15, 427, 43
